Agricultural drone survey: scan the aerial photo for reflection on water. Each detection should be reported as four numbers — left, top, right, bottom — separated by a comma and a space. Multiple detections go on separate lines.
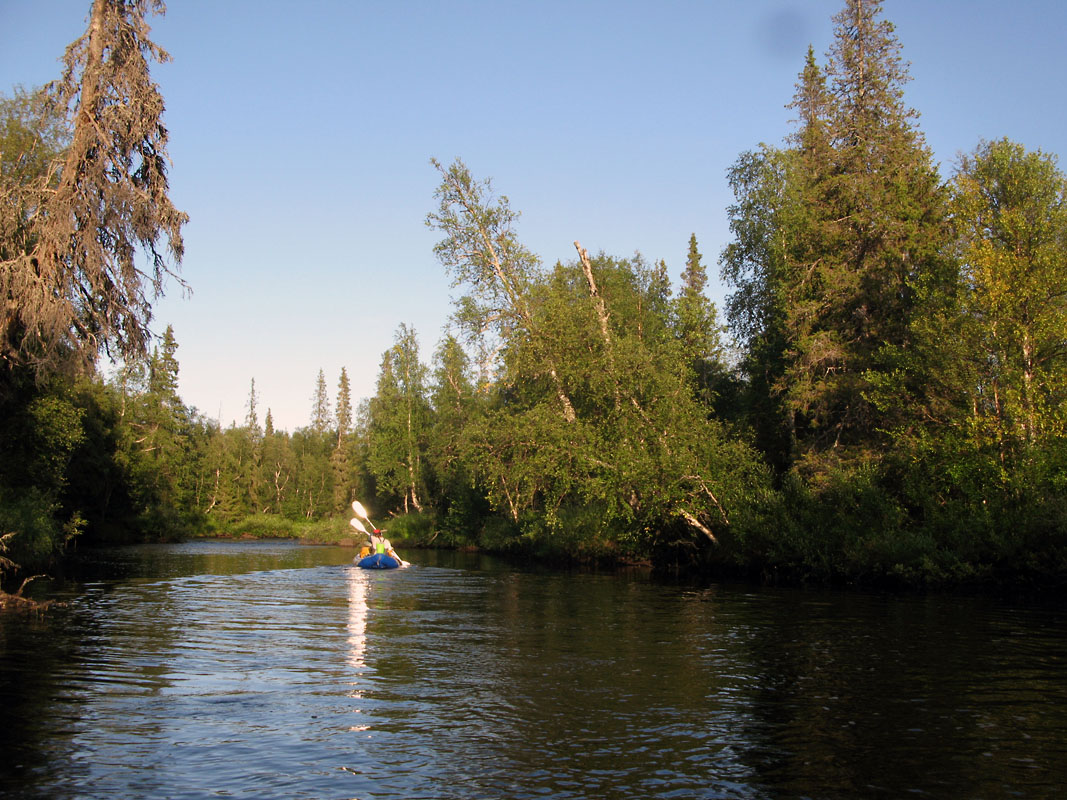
345, 566, 371, 738
345, 566, 368, 673
2, 542, 1066, 799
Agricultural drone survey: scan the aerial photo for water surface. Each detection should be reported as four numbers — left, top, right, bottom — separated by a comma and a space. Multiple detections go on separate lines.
2, 541, 1065, 798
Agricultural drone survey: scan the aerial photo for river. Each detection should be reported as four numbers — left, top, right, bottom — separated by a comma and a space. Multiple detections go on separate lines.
1, 540, 1065, 799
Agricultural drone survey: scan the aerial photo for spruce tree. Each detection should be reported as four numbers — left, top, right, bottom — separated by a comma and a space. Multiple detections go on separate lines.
722, 0, 949, 467
311, 369, 331, 435
335, 367, 352, 447
816, 0, 948, 448
245, 378, 260, 441
330, 367, 355, 511
1, 0, 186, 375
675, 234, 726, 401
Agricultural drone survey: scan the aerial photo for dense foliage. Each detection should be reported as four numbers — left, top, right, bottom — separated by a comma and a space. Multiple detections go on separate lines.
5, 0, 1067, 593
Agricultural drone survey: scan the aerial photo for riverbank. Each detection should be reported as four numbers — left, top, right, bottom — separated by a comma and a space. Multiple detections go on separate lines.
194, 511, 655, 574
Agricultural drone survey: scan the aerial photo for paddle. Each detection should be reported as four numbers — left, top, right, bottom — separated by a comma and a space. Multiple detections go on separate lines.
351, 500, 378, 530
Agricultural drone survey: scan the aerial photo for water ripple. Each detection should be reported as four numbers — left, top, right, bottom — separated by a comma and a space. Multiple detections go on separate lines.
3, 545, 1067, 799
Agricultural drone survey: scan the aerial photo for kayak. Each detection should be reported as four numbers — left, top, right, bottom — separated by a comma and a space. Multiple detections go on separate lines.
356, 553, 402, 570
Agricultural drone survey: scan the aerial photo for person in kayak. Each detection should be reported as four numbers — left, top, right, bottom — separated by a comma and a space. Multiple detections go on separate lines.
370, 529, 403, 564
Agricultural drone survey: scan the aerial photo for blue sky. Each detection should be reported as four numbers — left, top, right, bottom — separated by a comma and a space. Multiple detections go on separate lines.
3, 0, 1066, 432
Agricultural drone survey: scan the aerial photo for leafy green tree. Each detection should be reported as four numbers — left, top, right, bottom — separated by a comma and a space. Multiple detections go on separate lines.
368, 325, 430, 513
199, 424, 248, 521
426, 334, 486, 537
258, 423, 295, 515
0, 374, 86, 574
427, 158, 577, 422
114, 324, 194, 532
951, 138, 1067, 456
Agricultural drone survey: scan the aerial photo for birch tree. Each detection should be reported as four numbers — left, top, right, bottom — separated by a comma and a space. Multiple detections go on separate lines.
368, 325, 429, 513
952, 139, 1067, 455
427, 158, 577, 422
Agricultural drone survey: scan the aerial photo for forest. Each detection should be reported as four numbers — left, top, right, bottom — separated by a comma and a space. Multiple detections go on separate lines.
4, 0, 1067, 596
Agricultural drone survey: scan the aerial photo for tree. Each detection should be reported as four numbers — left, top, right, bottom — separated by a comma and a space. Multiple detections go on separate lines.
368, 325, 430, 513
245, 378, 261, 441
148, 325, 180, 406
1, 0, 186, 375
311, 368, 331, 435
335, 367, 352, 447
242, 378, 262, 510
427, 158, 577, 422
123, 324, 186, 515
951, 138, 1067, 455
330, 367, 355, 511
721, 0, 948, 467
818, 0, 948, 446
258, 422, 294, 515
675, 234, 728, 401
427, 334, 482, 529
0, 86, 69, 275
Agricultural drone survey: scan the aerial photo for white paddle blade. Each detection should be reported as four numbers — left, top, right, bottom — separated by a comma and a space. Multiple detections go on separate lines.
352, 501, 372, 522
349, 517, 368, 533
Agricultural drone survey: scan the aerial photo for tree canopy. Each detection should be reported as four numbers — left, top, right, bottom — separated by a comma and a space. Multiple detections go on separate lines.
6, 0, 1067, 594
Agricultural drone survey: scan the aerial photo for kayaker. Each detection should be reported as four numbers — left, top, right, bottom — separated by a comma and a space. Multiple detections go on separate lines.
370, 529, 402, 563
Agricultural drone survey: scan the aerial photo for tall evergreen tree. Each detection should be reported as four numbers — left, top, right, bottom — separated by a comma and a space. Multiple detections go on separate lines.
131, 324, 186, 513
245, 378, 260, 442
817, 0, 948, 448
335, 367, 352, 447
242, 378, 263, 511
330, 367, 355, 511
311, 368, 331, 435
722, 0, 949, 467
675, 234, 727, 401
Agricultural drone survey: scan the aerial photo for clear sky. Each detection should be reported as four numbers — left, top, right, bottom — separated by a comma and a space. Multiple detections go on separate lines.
3, 0, 1066, 432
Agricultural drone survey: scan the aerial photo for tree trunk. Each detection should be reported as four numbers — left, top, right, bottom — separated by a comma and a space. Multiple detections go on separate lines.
575, 241, 620, 409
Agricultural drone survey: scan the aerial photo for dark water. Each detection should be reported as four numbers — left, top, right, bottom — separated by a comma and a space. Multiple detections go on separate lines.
2, 542, 1066, 799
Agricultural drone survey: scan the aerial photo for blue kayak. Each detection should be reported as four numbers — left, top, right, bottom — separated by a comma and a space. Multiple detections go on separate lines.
356, 553, 402, 569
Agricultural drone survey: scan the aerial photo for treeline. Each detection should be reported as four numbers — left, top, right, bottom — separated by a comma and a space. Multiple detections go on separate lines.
359, 0, 1067, 588
0, 328, 379, 575
5, 0, 1067, 592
